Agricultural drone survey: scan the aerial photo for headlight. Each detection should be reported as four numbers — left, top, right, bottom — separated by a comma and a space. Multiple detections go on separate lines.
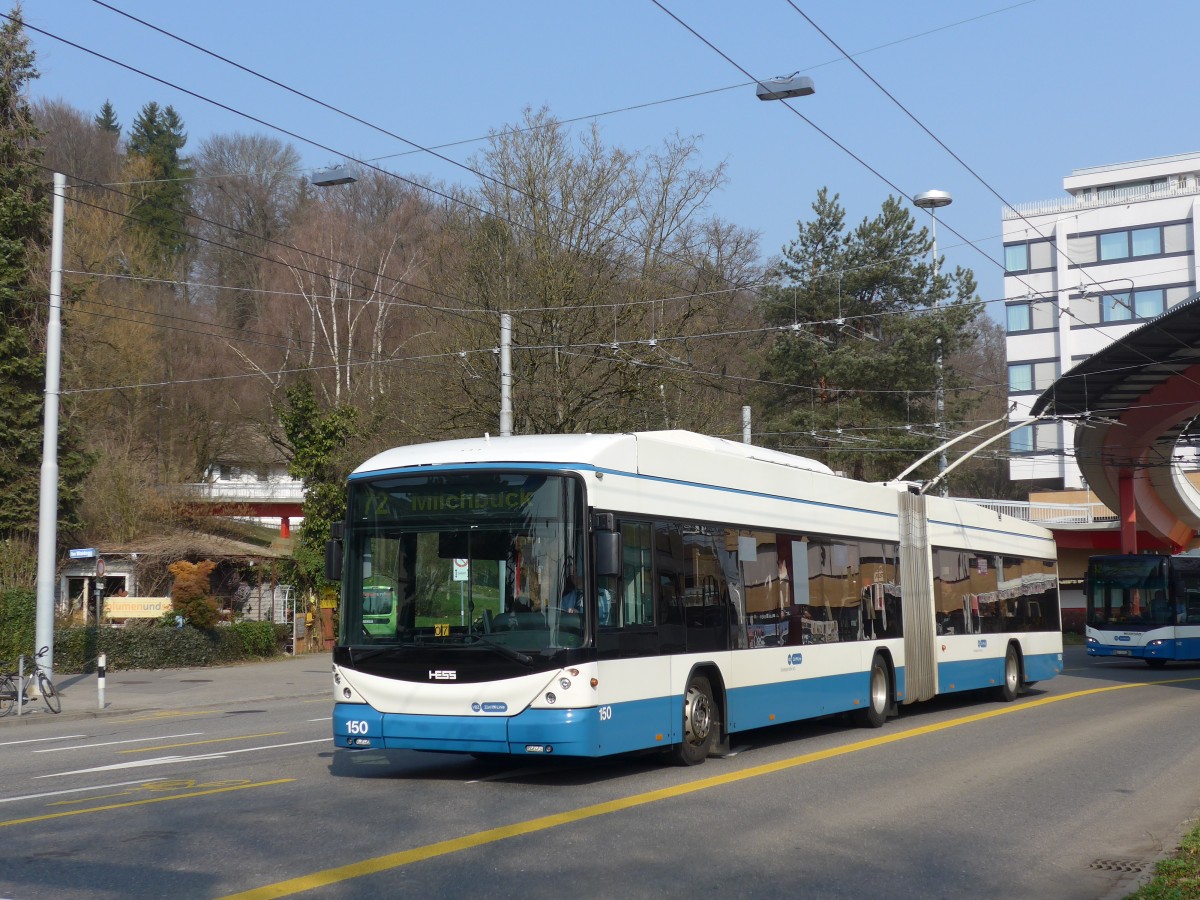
559, 677, 572, 690
545, 692, 557, 705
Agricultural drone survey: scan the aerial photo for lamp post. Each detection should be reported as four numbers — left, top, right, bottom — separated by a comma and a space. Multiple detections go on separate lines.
34, 173, 65, 679
914, 189, 953, 496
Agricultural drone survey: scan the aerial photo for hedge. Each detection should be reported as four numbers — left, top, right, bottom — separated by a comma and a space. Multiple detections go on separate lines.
0, 588, 287, 673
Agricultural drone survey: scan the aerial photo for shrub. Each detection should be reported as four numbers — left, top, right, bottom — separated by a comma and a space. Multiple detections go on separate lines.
0, 588, 35, 664
168, 560, 219, 629
232, 621, 277, 657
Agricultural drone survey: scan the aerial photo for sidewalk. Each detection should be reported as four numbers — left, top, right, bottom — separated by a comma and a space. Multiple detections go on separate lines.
3, 652, 334, 724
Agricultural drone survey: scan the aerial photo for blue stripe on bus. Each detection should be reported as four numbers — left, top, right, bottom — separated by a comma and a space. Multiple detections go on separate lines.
935, 651, 1061, 693
350, 461, 1051, 544
332, 653, 1055, 759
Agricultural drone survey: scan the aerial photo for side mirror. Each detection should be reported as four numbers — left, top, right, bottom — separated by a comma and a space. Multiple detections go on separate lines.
595, 530, 621, 578
324, 539, 343, 582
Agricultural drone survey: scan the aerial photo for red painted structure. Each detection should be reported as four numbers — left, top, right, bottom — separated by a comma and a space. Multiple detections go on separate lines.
1031, 291, 1200, 558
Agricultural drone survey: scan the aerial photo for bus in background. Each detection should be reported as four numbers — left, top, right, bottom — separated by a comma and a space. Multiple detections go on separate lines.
1085, 554, 1200, 666
328, 431, 1063, 765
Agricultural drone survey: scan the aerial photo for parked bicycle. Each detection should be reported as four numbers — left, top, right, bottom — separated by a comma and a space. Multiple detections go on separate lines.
0, 647, 60, 716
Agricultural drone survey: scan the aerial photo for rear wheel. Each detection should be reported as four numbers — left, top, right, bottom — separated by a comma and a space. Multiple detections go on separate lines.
673, 674, 717, 766
855, 654, 890, 728
37, 673, 60, 714
996, 645, 1021, 702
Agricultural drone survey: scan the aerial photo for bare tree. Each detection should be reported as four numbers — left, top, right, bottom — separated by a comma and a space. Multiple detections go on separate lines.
191, 133, 302, 328
426, 107, 761, 437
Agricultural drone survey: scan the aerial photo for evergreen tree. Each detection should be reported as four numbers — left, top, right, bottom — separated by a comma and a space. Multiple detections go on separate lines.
127, 101, 192, 259
279, 380, 357, 590
94, 99, 120, 135
0, 5, 89, 539
757, 188, 982, 483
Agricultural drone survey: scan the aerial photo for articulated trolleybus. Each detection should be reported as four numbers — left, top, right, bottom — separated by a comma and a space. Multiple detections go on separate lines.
328, 431, 1062, 765
1086, 554, 1200, 666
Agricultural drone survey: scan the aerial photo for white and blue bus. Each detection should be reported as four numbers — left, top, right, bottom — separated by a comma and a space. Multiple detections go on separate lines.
1085, 554, 1200, 666
328, 431, 1062, 765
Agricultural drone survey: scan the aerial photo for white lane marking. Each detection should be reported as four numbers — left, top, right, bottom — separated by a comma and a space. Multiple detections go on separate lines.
37, 738, 329, 778
466, 765, 554, 784
307, 717, 332, 722
0, 735, 88, 748
35, 733, 203, 753
0, 778, 167, 804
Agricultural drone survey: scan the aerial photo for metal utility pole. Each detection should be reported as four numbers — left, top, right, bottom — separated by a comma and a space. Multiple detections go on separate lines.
499, 313, 513, 436
35, 173, 66, 677
914, 189, 953, 497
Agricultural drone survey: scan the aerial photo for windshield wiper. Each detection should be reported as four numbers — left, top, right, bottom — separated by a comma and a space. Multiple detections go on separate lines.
467, 633, 534, 667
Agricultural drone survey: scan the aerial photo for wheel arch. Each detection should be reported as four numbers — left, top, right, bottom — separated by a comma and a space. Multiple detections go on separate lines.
871, 648, 899, 717
685, 661, 728, 741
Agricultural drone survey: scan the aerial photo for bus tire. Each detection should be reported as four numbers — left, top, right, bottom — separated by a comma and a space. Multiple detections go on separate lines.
673, 673, 717, 766
1146, 659, 1167, 668
996, 644, 1021, 702
855, 654, 890, 728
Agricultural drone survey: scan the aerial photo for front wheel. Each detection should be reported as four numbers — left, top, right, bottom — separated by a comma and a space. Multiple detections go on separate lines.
1146, 659, 1167, 669
37, 673, 60, 714
855, 654, 890, 728
996, 645, 1021, 702
0, 676, 15, 717
673, 674, 717, 766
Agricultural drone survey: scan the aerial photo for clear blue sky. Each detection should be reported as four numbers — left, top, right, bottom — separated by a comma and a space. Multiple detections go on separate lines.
20, 0, 1199, 317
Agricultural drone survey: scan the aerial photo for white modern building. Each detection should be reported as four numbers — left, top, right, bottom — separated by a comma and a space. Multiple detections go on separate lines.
1004, 152, 1200, 488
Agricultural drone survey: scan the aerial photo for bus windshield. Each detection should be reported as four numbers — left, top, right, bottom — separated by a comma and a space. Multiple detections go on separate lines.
340, 471, 585, 652
1087, 556, 1170, 630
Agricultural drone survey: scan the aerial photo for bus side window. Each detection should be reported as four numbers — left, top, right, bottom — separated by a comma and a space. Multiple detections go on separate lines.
621, 521, 653, 626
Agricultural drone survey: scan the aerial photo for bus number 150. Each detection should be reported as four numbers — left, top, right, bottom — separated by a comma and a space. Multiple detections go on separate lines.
598, 706, 613, 721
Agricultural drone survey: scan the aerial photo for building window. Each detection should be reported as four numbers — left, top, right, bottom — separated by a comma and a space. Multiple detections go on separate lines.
1099, 231, 1129, 260
1008, 364, 1033, 392
1131, 227, 1162, 256
1004, 239, 1054, 274
1006, 299, 1057, 333
1004, 244, 1029, 273
1133, 288, 1164, 318
1079, 223, 1182, 266
1007, 303, 1031, 333
1009, 422, 1062, 455
1101, 292, 1133, 322
1008, 361, 1058, 393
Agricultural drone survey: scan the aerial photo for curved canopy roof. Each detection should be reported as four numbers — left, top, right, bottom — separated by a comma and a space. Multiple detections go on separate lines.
1031, 291, 1200, 550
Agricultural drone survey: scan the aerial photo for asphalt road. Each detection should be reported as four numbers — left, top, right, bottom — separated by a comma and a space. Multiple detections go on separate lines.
1, 645, 1198, 899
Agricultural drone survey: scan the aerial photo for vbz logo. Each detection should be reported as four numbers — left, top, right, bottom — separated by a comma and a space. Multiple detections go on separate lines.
977, 639, 988, 649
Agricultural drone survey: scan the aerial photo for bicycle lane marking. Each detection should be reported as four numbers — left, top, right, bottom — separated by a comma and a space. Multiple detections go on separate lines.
0, 779, 294, 828
220, 676, 1200, 900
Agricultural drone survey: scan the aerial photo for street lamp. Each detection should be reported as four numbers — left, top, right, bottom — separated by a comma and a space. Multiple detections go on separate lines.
310, 165, 356, 187
914, 189, 953, 495
755, 72, 816, 101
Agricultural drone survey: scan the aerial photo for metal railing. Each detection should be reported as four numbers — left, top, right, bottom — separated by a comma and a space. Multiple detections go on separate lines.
1002, 180, 1200, 220
177, 481, 305, 503
956, 498, 1115, 525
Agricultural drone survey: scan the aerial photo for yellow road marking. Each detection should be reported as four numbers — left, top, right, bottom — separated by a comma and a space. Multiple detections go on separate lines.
0, 779, 293, 828
120, 732, 287, 754
221, 676, 1200, 900
117, 710, 222, 723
